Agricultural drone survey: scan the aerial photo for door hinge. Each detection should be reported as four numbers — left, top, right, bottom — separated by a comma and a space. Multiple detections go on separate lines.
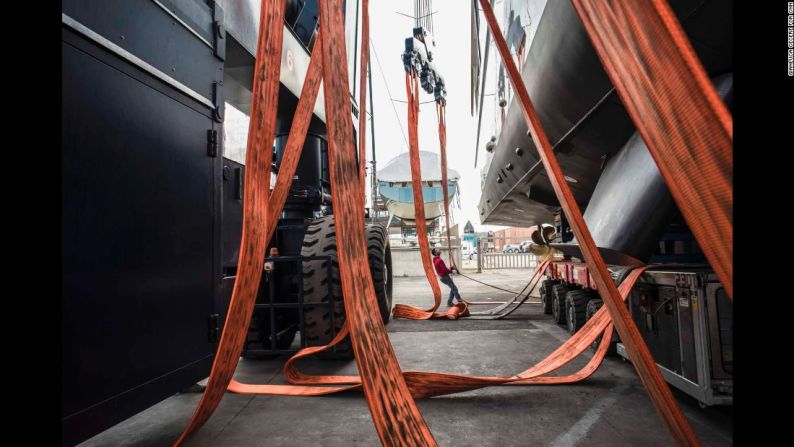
208, 313, 220, 343
212, 3, 226, 61
235, 167, 243, 201
207, 129, 218, 157
212, 81, 224, 122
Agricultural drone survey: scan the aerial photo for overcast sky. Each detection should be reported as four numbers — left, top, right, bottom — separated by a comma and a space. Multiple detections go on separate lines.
366, 1, 508, 233
223, 1, 512, 233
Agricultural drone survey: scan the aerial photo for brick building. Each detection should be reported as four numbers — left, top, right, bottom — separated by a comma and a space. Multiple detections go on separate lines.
492, 227, 536, 251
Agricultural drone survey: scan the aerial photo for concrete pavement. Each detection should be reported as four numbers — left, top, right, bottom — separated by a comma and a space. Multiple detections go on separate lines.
79, 269, 732, 446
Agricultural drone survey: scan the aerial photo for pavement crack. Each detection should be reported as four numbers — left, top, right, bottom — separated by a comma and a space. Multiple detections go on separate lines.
209, 368, 282, 443
209, 394, 255, 445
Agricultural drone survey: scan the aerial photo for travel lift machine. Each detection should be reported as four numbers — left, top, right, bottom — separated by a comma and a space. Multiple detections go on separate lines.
62, 0, 392, 443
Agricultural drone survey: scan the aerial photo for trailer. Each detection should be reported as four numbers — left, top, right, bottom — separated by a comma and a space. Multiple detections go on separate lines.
539, 260, 733, 408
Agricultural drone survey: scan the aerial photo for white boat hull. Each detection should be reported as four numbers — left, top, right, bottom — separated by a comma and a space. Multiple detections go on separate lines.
384, 200, 445, 223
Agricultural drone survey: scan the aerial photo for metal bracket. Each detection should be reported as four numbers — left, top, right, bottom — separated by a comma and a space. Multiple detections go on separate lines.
212, 3, 226, 61
212, 81, 224, 122
207, 129, 218, 157
208, 313, 220, 342
235, 167, 243, 201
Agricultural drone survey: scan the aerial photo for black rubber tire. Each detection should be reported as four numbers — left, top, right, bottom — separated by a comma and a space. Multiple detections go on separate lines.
301, 216, 391, 360
301, 215, 349, 359
551, 284, 570, 324
366, 224, 393, 325
585, 298, 602, 323
539, 279, 558, 315
565, 289, 592, 334
585, 298, 618, 356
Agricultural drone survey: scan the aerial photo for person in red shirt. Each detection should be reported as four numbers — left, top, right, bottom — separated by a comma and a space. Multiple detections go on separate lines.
432, 248, 463, 306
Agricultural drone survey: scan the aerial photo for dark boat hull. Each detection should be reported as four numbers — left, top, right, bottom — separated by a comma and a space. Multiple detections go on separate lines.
478, 0, 732, 227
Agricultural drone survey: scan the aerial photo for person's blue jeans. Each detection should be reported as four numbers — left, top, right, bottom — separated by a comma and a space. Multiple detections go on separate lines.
439, 275, 462, 303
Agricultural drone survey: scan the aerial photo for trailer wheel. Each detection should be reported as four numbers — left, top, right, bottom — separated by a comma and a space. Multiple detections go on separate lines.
301, 215, 391, 360
585, 298, 618, 355
585, 298, 602, 323
539, 279, 558, 315
565, 289, 592, 334
551, 284, 570, 324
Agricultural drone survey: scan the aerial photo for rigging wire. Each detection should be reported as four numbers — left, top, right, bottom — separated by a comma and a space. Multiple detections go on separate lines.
414, 0, 435, 35
473, 0, 495, 168
370, 38, 410, 152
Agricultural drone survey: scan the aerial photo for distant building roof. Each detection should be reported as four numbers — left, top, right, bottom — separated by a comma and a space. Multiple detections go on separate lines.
464, 221, 475, 233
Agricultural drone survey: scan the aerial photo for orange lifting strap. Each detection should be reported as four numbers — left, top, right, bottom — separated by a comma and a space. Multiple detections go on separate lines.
436, 101, 454, 271
358, 0, 370, 191
389, 71, 469, 321
438, 98, 548, 316
392, 80, 551, 320
478, 0, 709, 444
173, 1, 289, 443
176, 1, 433, 444
390, 69, 550, 322
173, 0, 729, 445
570, 0, 733, 299
391, 47, 553, 322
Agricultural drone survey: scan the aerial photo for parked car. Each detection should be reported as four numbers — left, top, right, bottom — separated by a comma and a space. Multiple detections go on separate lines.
502, 243, 522, 253
402, 235, 418, 246
520, 240, 532, 252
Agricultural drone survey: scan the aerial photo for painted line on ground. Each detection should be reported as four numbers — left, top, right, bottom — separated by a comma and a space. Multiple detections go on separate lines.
548, 383, 631, 447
